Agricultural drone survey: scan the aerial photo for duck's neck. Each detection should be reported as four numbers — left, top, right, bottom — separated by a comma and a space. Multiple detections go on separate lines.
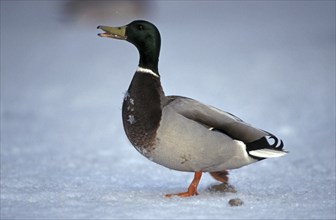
137, 42, 160, 75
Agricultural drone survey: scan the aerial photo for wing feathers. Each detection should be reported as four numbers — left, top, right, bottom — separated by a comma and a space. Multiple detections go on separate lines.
166, 96, 267, 143
166, 96, 287, 159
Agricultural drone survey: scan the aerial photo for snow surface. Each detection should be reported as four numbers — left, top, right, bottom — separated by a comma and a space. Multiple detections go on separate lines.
1, 1, 335, 219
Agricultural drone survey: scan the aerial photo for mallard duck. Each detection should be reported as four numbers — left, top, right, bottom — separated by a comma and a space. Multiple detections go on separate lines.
97, 20, 287, 197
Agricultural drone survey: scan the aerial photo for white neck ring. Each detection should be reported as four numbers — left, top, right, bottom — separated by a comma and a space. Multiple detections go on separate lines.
136, 66, 159, 78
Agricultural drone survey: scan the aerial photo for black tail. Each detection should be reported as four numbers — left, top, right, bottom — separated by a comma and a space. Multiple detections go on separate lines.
246, 134, 287, 160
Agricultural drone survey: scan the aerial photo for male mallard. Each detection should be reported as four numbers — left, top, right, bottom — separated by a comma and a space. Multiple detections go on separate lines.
97, 20, 287, 197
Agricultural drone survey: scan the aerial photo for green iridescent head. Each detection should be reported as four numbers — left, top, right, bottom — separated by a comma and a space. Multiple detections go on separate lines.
98, 20, 161, 74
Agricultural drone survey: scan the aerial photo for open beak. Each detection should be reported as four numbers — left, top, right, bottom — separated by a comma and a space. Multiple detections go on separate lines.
97, 25, 127, 40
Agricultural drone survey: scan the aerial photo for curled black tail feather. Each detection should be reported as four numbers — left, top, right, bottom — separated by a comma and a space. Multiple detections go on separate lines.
246, 134, 285, 160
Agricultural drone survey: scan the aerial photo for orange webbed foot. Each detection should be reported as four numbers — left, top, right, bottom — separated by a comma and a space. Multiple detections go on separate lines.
165, 190, 198, 198
165, 171, 202, 198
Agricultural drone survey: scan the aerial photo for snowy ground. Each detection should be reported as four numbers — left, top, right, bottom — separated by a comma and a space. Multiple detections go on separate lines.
1, 1, 335, 219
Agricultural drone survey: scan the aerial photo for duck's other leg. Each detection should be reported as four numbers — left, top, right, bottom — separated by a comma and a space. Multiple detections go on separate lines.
209, 170, 229, 183
165, 171, 202, 197
208, 170, 237, 193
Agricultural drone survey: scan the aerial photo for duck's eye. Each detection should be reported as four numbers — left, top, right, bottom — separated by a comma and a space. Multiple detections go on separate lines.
137, 25, 144, 30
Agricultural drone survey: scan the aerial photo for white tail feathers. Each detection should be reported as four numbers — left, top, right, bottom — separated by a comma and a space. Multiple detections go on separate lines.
249, 148, 288, 158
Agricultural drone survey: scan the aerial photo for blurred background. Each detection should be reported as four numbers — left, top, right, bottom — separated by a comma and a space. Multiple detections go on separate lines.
1, 1, 335, 219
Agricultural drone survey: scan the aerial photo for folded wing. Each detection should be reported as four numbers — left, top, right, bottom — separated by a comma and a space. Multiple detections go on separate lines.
165, 96, 287, 159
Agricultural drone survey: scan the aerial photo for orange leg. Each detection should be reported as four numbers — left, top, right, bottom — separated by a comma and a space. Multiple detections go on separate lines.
165, 171, 202, 198
209, 170, 229, 183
